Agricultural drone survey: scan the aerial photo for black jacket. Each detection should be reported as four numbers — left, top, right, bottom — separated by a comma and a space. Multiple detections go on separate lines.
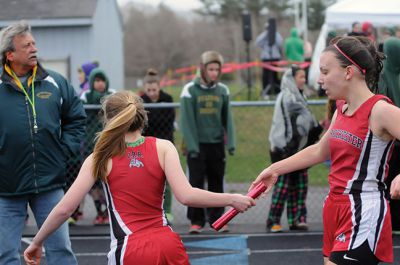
141, 90, 175, 142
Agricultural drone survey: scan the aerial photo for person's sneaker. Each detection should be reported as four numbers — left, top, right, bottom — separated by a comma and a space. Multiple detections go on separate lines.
189, 224, 203, 234
296, 222, 308, 230
289, 222, 309, 231
68, 217, 77, 226
93, 215, 104, 225
166, 213, 174, 225
101, 215, 110, 225
393, 230, 400, 236
219, 225, 230, 233
270, 224, 283, 233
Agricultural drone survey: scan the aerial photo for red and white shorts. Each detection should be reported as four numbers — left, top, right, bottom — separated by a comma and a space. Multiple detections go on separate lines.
322, 192, 393, 263
108, 226, 189, 265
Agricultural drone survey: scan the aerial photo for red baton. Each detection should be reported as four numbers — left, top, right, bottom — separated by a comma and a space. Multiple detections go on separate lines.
212, 182, 267, 231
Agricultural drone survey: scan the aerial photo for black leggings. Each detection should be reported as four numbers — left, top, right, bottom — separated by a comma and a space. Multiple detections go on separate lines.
329, 240, 380, 265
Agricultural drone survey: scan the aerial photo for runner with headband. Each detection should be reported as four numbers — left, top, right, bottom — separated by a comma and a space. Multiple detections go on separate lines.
250, 36, 400, 265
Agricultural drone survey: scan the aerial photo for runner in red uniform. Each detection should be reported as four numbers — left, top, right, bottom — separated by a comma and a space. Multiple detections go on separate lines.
24, 91, 255, 265
250, 36, 400, 265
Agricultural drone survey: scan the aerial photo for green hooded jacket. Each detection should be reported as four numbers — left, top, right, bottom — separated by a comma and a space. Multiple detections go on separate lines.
284, 28, 304, 62
80, 68, 115, 155
180, 77, 235, 155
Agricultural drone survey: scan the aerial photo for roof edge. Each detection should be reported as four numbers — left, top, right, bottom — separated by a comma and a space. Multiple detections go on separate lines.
0, 18, 93, 28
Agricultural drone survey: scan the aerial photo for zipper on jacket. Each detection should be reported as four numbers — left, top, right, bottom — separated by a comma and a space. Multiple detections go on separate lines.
26, 98, 38, 192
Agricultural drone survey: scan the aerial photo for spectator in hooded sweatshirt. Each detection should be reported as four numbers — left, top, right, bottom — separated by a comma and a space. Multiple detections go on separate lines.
284, 27, 304, 63
65, 61, 99, 224
77, 61, 98, 95
378, 37, 400, 235
180, 50, 236, 234
79, 68, 116, 225
267, 65, 320, 233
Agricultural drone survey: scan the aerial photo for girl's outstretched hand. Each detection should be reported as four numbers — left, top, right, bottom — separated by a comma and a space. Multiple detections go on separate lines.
24, 242, 42, 265
249, 167, 279, 194
230, 194, 256, 213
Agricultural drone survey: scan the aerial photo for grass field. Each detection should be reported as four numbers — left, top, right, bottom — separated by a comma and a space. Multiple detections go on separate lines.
154, 82, 330, 186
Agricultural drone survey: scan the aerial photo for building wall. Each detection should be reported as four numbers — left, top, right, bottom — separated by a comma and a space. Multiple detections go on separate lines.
91, 0, 124, 90
0, 0, 124, 92
32, 26, 92, 93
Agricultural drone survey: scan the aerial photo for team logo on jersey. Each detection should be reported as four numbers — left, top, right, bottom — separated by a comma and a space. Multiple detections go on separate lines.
336, 233, 346, 243
127, 151, 144, 168
129, 158, 144, 168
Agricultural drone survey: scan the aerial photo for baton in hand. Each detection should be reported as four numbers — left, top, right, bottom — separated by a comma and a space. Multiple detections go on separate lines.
212, 182, 267, 231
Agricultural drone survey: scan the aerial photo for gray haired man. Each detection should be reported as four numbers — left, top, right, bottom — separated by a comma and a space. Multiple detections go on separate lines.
0, 20, 85, 265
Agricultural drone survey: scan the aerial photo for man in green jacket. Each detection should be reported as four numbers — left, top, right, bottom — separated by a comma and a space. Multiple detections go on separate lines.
0, 20, 86, 264
180, 50, 235, 234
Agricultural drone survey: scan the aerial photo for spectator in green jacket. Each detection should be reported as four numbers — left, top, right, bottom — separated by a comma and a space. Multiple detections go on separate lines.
180, 50, 235, 234
284, 27, 304, 62
0, 20, 86, 264
80, 68, 115, 225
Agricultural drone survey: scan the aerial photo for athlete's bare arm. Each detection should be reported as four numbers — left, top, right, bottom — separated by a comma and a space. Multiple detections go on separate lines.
250, 111, 337, 192
371, 101, 400, 199
24, 154, 99, 264
156, 139, 255, 212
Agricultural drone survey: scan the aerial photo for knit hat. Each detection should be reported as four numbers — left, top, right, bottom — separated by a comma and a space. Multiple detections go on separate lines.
199, 51, 224, 87
201, 51, 224, 66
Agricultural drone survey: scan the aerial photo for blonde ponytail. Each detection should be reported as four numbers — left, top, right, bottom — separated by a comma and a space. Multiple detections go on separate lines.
92, 91, 147, 181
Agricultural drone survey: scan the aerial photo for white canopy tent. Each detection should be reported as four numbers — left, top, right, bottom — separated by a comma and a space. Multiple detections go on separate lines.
309, 0, 400, 89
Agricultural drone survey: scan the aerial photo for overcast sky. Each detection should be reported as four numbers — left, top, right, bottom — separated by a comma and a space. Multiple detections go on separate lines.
117, 0, 202, 11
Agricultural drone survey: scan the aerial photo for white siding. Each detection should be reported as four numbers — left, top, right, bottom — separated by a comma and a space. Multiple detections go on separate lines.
91, 0, 124, 90
25, 0, 124, 92
32, 26, 92, 92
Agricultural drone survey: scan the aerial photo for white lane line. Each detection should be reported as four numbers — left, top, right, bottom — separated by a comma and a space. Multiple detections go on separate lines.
187, 250, 244, 255
251, 248, 322, 254
179, 232, 324, 239
74, 253, 107, 256
21, 238, 33, 245
187, 248, 320, 255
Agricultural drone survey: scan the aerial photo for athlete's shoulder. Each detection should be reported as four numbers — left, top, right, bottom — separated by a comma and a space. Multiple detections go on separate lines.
155, 138, 175, 151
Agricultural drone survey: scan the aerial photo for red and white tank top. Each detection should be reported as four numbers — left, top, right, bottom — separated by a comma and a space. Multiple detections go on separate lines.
328, 95, 394, 195
103, 137, 168, 241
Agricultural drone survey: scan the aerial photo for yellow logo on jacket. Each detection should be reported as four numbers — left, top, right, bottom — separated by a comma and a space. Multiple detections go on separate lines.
37, 92, 52, 99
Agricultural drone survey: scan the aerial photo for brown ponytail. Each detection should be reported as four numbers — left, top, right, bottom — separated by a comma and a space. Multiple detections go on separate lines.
143, 68, 159, 84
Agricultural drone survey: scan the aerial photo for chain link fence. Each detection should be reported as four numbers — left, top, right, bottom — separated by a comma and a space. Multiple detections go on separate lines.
67, 100, 330, 229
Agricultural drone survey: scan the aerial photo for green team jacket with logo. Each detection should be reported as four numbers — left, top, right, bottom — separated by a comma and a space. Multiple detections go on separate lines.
179, 77, 235, 155
0, 63, 86, 197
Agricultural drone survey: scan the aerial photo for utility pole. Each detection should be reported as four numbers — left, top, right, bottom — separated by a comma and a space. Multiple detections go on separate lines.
302, 0, 308, 42
242, 11, 252, 100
